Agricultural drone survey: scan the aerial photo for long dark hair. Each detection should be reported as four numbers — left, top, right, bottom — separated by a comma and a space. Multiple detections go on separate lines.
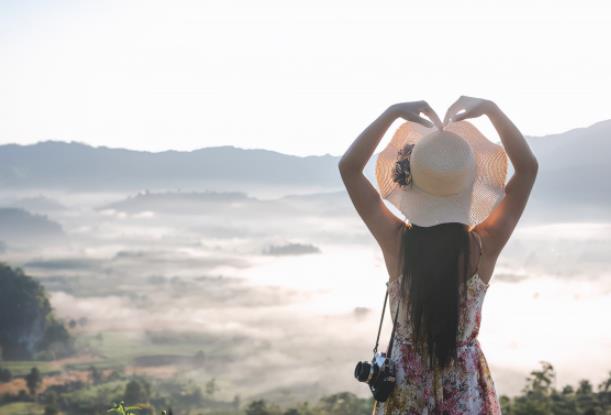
397, 221, 472, 370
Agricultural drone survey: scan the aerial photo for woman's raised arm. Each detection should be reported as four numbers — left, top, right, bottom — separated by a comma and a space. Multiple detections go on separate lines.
456, 98, 539, 257
338, 101, 442, 259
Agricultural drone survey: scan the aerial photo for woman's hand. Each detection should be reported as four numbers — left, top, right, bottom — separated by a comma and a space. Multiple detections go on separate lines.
389, 101, 443, 130
443, 95, 496, 126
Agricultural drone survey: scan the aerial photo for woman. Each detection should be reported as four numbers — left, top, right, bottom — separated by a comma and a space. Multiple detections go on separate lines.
338, 96, 538, 414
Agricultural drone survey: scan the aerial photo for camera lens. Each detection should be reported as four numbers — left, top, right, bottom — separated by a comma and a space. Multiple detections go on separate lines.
354, 361, 371, 382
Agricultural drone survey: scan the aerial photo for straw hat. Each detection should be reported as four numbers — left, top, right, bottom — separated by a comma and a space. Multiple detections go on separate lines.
375, 120, 508, 227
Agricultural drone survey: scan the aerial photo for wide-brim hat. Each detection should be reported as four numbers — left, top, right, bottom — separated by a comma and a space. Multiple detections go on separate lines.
375, 120, 508, 227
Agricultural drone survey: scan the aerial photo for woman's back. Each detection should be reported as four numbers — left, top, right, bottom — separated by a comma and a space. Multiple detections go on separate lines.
376, 231, 502, 415
338, 98, 538, 414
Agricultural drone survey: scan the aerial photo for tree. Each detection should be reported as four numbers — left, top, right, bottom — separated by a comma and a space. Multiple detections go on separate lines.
576, 379, 601, 414
181, 384, 204, 414
89, 365, 103, 385
513, 361, 555, 415
499, 395, 512, 414
549, 384, 578, 415
246, 399, 270, 415
25, 367, 42, 398
205, 377, 218, 399
44, 391, 60, 415
44, 404, 59, 415
124, 378, 151, 406
317, 392, 370, 415
498, 361, 611, 415
108, 368, 124, 381
0, 262, 74, 360
597, 371, 611, 412
0, 366, 13, 382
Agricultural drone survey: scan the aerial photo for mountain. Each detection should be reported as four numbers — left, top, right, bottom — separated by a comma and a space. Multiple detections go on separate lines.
0, 119, 610, 221
3, 195, 67, 213
0, 141, 339, 191
520, 119, 611, 221
0, 207, 65, 244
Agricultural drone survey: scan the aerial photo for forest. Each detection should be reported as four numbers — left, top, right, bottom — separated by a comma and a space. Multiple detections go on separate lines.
0, 361, 609, 414
1, 262, 609, 414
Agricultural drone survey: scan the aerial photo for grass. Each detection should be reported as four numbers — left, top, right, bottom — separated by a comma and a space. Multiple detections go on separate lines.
85, 330, 214, 362
1, 361, 56, 377
60, 380, 127, 402
0, 402, 45, 415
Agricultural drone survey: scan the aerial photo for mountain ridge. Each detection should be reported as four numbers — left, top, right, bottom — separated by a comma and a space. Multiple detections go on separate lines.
3, 117, 609, 156
0, 119, 609, 196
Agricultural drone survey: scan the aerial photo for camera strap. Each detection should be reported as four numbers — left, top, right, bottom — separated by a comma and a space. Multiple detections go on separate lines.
372, 276, 403, 359
370, 277, 404, 415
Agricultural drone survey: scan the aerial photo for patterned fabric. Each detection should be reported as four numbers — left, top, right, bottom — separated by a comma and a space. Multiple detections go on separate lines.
374, 273, 502, 415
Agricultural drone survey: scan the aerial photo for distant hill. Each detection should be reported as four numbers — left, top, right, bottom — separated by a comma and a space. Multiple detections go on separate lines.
0, 141, 339, 191
1, 119, 610, 221
521, 119, 611, 221
0, 207, 65, 244
3, 195, 67, 213
0, 262, 75, 360
99, 189, 351, 218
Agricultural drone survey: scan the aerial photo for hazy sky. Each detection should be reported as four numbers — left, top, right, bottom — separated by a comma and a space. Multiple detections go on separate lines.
1, 0, 609, 156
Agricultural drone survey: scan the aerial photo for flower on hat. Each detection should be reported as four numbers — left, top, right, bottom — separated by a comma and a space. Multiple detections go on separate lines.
393, 143, 415, 189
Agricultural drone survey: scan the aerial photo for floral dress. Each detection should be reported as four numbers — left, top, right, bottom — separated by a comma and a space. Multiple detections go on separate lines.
374, 273, 502, 415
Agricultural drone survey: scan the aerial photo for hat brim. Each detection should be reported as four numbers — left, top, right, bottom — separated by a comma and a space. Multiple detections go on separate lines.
375, 120, 508, 227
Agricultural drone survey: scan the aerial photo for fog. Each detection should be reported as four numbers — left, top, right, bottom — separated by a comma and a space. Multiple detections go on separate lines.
0, 186, 609, 402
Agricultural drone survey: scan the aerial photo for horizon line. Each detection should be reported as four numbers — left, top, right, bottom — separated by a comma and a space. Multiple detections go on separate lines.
1, 117, 609, 158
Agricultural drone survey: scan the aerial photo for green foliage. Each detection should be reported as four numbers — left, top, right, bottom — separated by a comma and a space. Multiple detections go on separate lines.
107, 400, 153, 415
0, 402, 46, 415
43, 391, 60, 415
0, 366, 13, 382
25, 367, 42, 397
0, 360, 55, 376
124, 378, 151, 408
1, 352, 609, 415
206, 378, 219, 399
0, 262, 75, 360
90, 365, 103, 385
317, 391, 372, 415
245, 399, 269, 415
500, 361, 610, 415
240, 392, 372, 415
44, 403, 59, 415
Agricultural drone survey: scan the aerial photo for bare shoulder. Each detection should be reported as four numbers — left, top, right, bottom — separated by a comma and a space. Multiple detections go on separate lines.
381, 222, 405, 283
471, 224, 501, 285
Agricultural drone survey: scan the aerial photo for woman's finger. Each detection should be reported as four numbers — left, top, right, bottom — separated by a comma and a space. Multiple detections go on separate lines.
421, 106, 443, 130
402, 110, 433, 127
452, 109, 470, 122
443, 98, 463, 126
416, 116, 434, 128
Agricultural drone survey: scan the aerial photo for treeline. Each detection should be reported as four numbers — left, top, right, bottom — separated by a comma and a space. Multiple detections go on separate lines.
0, 361, 609, 415
499, 361, 610, 415
0, 262, 75, 360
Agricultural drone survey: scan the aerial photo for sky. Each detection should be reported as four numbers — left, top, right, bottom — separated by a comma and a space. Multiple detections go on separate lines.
1, 0, 610, 157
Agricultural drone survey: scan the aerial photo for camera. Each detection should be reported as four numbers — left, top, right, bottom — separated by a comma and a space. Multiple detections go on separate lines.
354, 351, 397, 402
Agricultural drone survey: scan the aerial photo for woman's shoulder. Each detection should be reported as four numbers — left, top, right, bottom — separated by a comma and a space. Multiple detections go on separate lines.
469, 226, 498, 285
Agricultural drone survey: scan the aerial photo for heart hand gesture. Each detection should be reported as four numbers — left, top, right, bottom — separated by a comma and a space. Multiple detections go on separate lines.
389, 100, 444, 130
443, 95, 495, 127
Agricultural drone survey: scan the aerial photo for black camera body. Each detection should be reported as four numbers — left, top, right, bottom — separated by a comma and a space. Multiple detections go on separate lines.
354, 351, 397, 402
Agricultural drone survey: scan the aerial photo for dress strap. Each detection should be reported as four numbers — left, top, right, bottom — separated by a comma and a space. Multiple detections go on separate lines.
472, 231, 483, 256
471, 231, 483, 277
